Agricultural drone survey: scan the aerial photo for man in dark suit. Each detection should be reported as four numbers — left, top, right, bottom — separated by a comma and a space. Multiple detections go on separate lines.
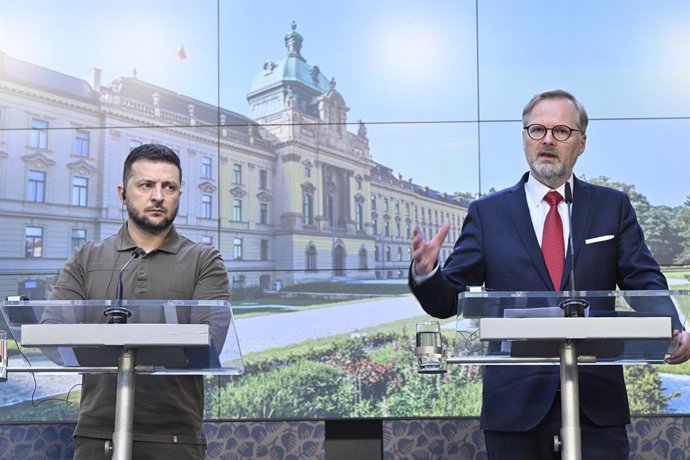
409, 89, 690, 459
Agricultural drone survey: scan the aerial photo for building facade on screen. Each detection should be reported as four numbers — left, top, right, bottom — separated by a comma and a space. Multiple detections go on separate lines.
0, 24, 468, 299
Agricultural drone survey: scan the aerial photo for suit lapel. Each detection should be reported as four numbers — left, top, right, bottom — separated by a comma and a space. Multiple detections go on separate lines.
505, 174, 554, 289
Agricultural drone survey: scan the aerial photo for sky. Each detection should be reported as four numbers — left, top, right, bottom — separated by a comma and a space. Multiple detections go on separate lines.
1, 0, 688, 206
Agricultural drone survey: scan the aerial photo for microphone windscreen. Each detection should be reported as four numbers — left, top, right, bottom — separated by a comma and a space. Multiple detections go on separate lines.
564, 182, 573, 204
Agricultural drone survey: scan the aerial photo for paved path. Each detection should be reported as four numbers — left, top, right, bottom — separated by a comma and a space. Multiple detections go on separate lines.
233, 294, 425, 355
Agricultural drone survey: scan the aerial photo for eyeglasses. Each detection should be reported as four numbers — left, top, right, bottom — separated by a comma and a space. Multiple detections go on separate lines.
523, 124, 580, 141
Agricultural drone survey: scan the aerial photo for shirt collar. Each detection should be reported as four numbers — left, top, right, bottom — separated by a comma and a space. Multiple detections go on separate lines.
115, 224, 182, 254
525, 173, 573, 209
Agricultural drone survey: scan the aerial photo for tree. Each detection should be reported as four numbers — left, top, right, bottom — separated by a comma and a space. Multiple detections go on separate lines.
582, 175, 685, 265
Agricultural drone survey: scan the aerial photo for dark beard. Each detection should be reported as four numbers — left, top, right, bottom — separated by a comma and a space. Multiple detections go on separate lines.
127, 203, 178, 235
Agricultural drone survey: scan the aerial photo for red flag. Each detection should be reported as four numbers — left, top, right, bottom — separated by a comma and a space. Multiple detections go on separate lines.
177, 44, 187, 60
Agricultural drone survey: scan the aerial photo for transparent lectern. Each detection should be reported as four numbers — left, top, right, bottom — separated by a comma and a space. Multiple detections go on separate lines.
445, 289, 689, 460
0, 299, 244, 460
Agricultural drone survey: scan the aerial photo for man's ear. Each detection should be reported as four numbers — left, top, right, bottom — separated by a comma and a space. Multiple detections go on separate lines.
117, 185, 126, 203
577, 133, 587, 156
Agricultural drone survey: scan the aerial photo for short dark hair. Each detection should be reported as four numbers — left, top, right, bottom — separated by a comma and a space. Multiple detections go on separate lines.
522, 89, 589, 133
122, 144, 182, 187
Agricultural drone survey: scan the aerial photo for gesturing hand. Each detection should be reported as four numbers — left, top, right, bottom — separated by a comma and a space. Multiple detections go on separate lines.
411, 222, 450, 276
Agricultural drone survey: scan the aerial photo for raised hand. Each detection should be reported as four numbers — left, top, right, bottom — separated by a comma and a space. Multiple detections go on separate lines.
411, 222, 450, 276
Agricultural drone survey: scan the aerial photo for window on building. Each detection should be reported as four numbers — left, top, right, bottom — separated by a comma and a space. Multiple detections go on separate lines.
384, 197, 389, 212
371, 194, 376, 210
74, 130, 90, 157
201, 194, 212, 218
27, 170, 46, 202
303, 194, 313, 225
395, 202, 400, 215
386, 246, 392, 262
326, 195, 334, 224
71, 228, 87, 253
71, 176, 88, 206
259, 202, 268, 225
306, 244, 317, 271
233, 238, 243, 260
355, 203, 363, 232
201, 235, 213, 246
201, 157, 212, 179
384, 220, 390, 237
232, 274, 246, 290
358, 247, 368, 271
30, 119, 48, 149
356, 178, 362, 190
260, 239, 269, 261
304, 165, 311, 177
259, 169, 268, 189
396, 222, 401, 238
232, 199, 242, 222
233, 164, 242, 184
25, 226, 44, 257
372, 219, 378, 236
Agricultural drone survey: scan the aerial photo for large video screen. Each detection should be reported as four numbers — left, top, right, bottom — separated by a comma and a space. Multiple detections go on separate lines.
0, 0, 689, 422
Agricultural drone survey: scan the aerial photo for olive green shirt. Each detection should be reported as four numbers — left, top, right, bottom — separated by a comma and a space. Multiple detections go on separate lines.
47, 224, 231, 444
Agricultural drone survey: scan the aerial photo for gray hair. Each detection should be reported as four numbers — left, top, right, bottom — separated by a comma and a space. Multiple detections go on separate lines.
522, 89, 589, 133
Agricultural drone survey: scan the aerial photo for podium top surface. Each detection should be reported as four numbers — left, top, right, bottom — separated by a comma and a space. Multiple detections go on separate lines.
0, 300, 243, 375
450, 290, 689, 364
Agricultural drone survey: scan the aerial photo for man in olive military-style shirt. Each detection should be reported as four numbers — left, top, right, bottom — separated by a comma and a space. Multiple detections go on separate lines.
47, 143, 231, 459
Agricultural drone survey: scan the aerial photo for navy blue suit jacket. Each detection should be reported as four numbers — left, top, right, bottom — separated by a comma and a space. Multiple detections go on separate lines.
410, 173, 672, 431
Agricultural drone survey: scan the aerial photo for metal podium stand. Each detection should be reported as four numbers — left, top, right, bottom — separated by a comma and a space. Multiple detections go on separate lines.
0, 299, 244, 460
443, 289, 689, 460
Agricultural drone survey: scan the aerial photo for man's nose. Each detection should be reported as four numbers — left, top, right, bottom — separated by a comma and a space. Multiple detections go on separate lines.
542, 129, 556, 143
151, 185, 165, 201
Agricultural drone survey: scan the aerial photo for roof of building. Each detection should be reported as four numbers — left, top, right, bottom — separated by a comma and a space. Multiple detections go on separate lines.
248, 21, 331, 96
371, 162, 471, 207
0, 49, 98, 102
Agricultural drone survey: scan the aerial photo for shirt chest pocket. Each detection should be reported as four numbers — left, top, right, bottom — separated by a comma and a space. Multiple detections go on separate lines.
147, 265, 192, 298
84, 264, 126, 299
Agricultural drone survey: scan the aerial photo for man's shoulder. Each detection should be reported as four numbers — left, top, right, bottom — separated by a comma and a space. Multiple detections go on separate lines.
470, 182, 521, 209
175, 234, 223, 259
74, 233, 119, 255
576, 179, 629, 202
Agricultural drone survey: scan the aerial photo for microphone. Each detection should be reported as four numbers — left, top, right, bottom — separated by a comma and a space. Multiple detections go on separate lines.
115, 248, 144, 302
560, 182, 588, 317
564, 182, 575, 291
105, 247, 144, 323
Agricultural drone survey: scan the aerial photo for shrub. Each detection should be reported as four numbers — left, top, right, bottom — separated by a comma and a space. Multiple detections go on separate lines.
210, 360, 353, 418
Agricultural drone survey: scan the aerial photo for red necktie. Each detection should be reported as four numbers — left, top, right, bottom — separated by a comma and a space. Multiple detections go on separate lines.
542, 191, 564, 290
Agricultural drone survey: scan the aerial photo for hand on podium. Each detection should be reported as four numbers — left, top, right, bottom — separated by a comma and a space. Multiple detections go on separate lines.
666, 330, 690, 364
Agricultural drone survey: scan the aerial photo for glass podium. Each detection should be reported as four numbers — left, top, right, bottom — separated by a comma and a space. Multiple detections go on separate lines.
444, 290, 689, 460
0, 299, 243, 460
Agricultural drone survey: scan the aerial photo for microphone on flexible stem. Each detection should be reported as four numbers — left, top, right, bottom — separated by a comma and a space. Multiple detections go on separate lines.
104, 247, 144, 324
559, 182, 589, 317
564, 182, 576, 291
